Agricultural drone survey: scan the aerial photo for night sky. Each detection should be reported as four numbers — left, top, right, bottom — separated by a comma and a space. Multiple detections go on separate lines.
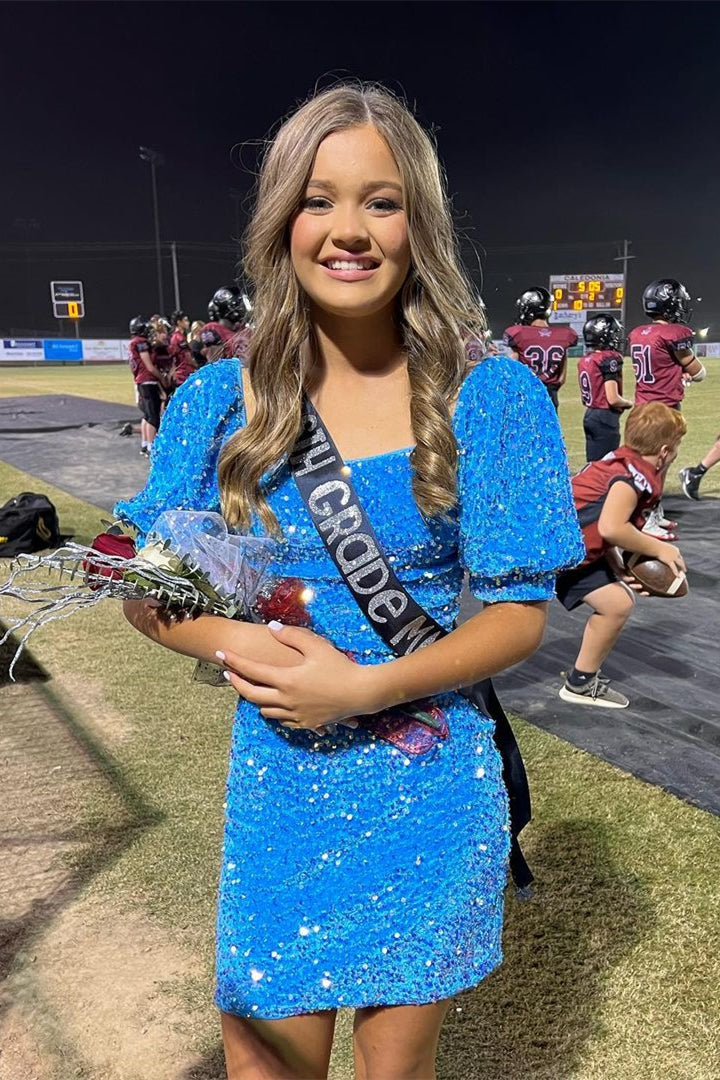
2, 0, 720, 336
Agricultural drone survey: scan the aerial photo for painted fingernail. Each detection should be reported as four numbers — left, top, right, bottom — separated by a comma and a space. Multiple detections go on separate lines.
215, 650, 225, 661
268, 620, 284, 631
222, 670, 231, 682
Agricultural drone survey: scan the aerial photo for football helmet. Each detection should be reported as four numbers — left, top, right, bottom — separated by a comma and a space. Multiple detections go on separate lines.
642, 279, 692, 324
517, 286, 552, 325
209, 285, 245, 322
583, 313, 624, 351
129, 316, 150, 338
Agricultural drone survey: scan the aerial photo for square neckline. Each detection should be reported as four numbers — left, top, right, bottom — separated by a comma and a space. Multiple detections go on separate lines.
234, 359, 415, 465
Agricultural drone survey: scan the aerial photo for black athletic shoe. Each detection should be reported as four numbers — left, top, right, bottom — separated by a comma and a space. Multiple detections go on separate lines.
119, 422, 133, 437
140, 446, 150, 458
679, 466, 703, 501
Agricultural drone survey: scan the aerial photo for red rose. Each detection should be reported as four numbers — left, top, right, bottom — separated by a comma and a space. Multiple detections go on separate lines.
83, 531, 136, 587
253, 577, 312, 627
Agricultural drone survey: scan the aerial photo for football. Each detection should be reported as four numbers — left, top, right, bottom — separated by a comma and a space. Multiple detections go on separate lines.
606, 546, 688, 598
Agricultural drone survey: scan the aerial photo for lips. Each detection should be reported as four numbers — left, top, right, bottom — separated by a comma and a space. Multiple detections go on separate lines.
319, 255, 381, 282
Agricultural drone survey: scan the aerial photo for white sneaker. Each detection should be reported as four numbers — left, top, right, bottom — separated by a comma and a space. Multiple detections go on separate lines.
643, 508, 676, 540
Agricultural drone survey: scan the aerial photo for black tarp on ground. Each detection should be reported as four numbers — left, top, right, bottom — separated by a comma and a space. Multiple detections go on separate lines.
1, 393, 718, 813
0, 393, 146, 510
462, 494, 720, 816
0, 394, 139, 432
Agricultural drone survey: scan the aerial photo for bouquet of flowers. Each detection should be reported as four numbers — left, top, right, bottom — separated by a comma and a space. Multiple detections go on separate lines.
0, 509, 448, 754
0, 510, 312, 683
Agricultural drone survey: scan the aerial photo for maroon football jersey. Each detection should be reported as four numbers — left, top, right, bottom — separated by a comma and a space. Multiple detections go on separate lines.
200, 321, 236, 347
572, 447, 664, 566
169, 329, 195, 385
627, 322, 694, 407
577, 350, 624, 410
503, 323, 578, 386
128, 335, 154, 385
152, 340, 172, 375
169, 329, 188, 359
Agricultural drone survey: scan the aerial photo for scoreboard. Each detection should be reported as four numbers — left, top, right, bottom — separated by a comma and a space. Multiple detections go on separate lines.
548, 273, 624, 334
549, 274, 624, 314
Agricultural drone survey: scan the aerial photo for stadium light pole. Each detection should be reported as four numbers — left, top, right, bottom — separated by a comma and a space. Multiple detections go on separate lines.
139, 146, 165, 314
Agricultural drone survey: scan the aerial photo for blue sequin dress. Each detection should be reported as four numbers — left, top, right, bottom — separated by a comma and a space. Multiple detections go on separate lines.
115, 356, 583, 1019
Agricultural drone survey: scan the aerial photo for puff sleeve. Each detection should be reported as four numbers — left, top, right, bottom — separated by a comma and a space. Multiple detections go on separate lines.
113, 359, 244, 545
455, 356, 583, 603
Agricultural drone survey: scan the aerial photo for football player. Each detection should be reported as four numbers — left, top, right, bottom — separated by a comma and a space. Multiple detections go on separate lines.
503, 286, 578, 410
149, 317, 173, 409
556, 403, 687, 709
200, 286, 248, 362
578, 313, 632, 462
127, 316, 170, 457
627, 279, 706, 534
169, 309, 197, 388
628, 279, 705, 407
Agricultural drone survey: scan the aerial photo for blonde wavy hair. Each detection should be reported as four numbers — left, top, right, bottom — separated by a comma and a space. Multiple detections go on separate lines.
218, 82, 487, 534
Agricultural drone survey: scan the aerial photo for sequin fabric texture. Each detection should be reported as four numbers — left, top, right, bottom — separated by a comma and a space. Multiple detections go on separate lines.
115, 356, 584, 1019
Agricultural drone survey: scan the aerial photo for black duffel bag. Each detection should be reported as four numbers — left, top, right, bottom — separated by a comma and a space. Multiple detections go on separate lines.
0, 492, 61, 557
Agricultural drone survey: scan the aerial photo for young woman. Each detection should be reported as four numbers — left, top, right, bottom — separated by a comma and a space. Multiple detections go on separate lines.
115, 84, 582, 1080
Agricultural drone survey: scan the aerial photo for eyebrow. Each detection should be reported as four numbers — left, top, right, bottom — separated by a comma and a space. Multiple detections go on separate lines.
307, 179, 403, 195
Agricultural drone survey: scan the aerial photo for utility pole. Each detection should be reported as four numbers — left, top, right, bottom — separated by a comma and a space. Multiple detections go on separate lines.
139, 146, 165, 313
614, 239, 635, 329
171, 241, 181, 310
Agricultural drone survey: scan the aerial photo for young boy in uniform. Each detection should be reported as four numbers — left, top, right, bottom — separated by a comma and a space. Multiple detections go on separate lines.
628, 278, 705, 535
556, 402, 686, 709
169, 309, 197, 388
200, 285, 247, 362
578, 313, 633, 461
504, 286, 578, 410
127, 316, 170, 457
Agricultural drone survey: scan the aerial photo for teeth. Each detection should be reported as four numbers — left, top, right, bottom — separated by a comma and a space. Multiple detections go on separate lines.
326, 260, 376, 271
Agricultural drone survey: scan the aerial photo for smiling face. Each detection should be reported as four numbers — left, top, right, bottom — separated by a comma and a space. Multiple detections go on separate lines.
289, 124, 412, 321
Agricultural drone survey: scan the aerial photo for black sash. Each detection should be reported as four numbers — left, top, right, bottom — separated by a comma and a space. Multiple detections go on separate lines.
290, 395, 533, 892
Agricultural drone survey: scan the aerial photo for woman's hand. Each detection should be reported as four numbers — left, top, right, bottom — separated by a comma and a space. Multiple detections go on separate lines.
216, 623, 380, 730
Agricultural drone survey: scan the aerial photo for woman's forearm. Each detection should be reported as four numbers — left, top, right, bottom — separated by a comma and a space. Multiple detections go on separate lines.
364, 601, 548, 712
122, 601, 303, 668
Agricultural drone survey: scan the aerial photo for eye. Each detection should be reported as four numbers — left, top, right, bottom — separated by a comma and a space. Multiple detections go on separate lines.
303, 196, 332, 211
368, 198, 402, 213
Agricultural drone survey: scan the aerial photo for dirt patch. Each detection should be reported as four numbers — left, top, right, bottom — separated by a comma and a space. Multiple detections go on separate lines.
0, 677, 218, 1080
22, 899, 213, 1080
52, 672, 134, 746
0, 1006, 48, 1079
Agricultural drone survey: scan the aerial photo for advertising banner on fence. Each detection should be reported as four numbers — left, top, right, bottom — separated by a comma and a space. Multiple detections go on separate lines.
0, 338, 130, 362
83, 339, 124, 361
1, 338, 45, 361
43, 339, 84, 361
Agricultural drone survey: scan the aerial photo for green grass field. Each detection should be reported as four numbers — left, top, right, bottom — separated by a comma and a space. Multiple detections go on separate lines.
1, 358, 718, 495
1, 363, 719, 1079
0, 364, 137, 406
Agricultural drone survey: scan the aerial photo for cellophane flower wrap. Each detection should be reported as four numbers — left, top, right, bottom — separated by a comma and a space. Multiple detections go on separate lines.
0, 510, 448, 753
0, 510, 308, 681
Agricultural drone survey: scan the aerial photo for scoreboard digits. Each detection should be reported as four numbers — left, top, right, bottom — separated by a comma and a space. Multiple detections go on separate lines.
549, 273, 625, 314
